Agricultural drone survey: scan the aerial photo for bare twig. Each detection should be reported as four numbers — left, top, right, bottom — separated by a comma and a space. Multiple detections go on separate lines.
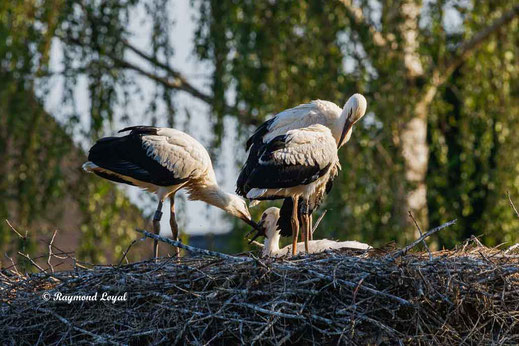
5, 219, 24, 239
507, 191, 519, 218
392, 219, 457, 258
312, 210, 327, 235
47, 230, 58, 273
251, 240, 264, 248
117, 237, 146, 267
136, 229, 253, 262
408, 211, 432, 261
17, 251, 46, 273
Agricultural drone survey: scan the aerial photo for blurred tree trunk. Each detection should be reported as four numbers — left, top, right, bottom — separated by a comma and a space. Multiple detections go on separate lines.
398, 0, 430, 233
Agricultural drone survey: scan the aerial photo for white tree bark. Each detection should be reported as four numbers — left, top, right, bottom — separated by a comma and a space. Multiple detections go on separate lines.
399, 0, 429, 231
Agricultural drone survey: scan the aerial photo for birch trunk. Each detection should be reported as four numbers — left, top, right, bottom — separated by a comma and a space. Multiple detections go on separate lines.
398, 1, 430, 233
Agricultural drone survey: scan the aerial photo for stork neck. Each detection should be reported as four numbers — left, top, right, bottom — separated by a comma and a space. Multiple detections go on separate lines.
188, 183, 230, 211
263, 232, 281, 257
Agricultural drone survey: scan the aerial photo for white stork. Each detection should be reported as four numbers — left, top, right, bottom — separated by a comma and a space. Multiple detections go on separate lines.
258, 207, 371, 257
240, 124, 341, 254
238, 94, 367, 254
83, 126, 258, 258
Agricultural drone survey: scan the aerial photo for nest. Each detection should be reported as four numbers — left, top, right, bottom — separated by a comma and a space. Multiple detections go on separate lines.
1, 236, 519, 345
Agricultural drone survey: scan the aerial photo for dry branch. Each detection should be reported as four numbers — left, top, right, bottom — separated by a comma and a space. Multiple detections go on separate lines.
508, 191, 519, 218
392, 219, 457, 258
136, 229, 253, 262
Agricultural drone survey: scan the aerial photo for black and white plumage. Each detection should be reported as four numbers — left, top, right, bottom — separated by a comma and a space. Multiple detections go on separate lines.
242, 124, 341, 254
83, 126, 258, 258
237, 94, 367, 197
258, 207, 371, 257
238, 94, 367, 254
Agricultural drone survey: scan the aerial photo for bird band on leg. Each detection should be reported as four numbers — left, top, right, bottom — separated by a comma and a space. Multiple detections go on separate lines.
153, 210, 163, 221
152, 201, 164, 260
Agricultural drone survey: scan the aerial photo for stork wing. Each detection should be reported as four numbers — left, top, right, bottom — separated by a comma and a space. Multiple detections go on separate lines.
137, 127, 213, 181
88, 126, 211, 187
263, 100, 341, 143
244, 125, 338, 190
237, 101, 340, 196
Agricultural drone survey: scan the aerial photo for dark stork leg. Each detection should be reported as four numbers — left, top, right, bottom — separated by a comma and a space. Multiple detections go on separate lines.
152, 200, 164, 261
169, 195, 180, 257
302, 202, 310, 253
291, 197, 300, 256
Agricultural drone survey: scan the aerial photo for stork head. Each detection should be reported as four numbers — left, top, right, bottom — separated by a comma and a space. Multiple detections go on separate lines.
226, 194, 261, 230
338, 93, 367, 147
248, 207, 280, 243
260, 207, 281, 239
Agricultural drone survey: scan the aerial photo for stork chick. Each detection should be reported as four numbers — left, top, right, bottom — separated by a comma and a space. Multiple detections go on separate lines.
83, 126, 258, 259
258, 207, 371, 257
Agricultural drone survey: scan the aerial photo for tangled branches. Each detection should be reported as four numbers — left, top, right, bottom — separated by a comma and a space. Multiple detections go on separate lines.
1, 238, 519, 345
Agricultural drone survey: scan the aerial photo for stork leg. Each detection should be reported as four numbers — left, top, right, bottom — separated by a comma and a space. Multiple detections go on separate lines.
169, 195, 180, 257
302, 202, 310, 253
152, 200, 164, 261
291, 197, 299, 256
309, 214, 313, 240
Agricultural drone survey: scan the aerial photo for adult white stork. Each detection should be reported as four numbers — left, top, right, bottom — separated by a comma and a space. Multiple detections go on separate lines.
83, 126, 258, 258
258, 207, 371, 257
237, 93, 367, 197
240, 124, 341, 254
237, 94, 367, 254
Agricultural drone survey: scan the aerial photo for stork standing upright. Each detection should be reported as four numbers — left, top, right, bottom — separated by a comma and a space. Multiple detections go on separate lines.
258, 207, 371, 257
237, 94, 367, 254
240, 124, 341, 254
83, 126, 258, 258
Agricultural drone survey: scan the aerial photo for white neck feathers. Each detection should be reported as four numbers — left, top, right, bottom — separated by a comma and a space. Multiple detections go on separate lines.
187, 183, 230, 211
262, 232, 281, 257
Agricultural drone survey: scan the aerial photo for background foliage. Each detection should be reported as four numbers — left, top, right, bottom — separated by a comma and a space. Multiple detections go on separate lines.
0, 0, 517, 265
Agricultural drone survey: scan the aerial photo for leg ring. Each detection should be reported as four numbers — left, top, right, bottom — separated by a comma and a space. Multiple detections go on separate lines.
154, 210, 163, 221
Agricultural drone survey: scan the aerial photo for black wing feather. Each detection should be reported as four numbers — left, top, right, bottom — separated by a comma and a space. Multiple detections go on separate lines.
118, 125, 159, 135
237, 118, 275, 196
242, 133, 331, 192
245, 118, 274, 151
278, 198, 294, 237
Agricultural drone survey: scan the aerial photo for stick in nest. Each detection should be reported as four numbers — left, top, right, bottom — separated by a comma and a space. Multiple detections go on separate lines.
507, 191, 519, 218
391, 219, 457, 258
136, 229, 253, 262
408, 211, 432, 261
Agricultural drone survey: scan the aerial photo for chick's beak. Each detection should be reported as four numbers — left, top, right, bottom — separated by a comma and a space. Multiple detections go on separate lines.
248, 229, 264, 244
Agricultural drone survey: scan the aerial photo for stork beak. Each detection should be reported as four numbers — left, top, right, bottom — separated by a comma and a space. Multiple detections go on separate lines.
241, 217, 262, 232
338, 109, 356, 148
245, 217, 266, 243
248, 229, 264, 244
